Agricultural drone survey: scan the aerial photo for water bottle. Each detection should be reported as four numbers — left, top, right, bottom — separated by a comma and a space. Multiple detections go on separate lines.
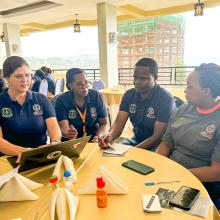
63, 171, 74, 191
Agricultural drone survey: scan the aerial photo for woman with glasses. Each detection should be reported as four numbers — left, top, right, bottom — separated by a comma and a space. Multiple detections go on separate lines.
0, 56, 61, 156
55, 68, 108, 142
157, 63, 220, 205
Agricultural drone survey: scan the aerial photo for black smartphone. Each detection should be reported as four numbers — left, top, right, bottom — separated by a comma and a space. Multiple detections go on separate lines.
122, 160, 154, 175
169, 186, 200, 210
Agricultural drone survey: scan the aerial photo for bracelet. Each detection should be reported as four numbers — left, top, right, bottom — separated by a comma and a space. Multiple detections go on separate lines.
51, 140, 61, 144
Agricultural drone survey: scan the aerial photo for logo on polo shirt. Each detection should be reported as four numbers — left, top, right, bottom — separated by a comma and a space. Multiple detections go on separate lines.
91, 107, 97, 118
1, 107, 13, 118
68, 109, 77, 119
33, 104, 43, 115
129, 104, 136, 114
146, 107, 155, 118
200, 124, 216, 139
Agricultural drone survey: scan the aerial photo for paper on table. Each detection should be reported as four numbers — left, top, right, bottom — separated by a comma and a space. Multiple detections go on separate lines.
103, 143, 132, 155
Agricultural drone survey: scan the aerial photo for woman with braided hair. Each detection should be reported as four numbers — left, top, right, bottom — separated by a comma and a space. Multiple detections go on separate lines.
157, 63, 220, 204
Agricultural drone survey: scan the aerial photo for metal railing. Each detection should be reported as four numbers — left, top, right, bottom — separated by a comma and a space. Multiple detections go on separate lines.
52, 66, 196, 86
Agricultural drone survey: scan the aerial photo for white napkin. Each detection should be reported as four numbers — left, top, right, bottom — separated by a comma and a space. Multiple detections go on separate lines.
53, 155, 77, 183
49, 188, 79, 220
0, 172, 42, 202
78, 165, 128, 194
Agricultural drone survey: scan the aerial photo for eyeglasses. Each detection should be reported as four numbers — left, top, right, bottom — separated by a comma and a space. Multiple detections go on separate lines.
13, 73, 33, 80
74, 80, 91, 87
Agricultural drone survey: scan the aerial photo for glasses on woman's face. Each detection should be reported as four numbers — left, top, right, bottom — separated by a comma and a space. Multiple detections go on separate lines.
13, 73, 33, 81
74, 80, 91, 88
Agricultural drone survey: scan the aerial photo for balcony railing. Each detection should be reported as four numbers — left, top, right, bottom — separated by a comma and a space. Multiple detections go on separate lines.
52, 66, 196, 86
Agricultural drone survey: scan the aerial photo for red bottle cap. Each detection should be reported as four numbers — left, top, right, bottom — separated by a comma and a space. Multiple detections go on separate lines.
49, 175, 58, 184
96, 177, 105, 188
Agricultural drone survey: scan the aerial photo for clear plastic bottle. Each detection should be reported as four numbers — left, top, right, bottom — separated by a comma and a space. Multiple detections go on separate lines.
96, 177, 108, 208
63, 171, 74, 191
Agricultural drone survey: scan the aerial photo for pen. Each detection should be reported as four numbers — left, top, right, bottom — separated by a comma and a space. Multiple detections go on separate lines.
144, 180, 180, 186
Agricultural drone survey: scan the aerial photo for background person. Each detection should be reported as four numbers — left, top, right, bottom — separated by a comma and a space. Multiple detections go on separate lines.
99, 58, 176, 150
31, 69, 46, 92
157, 63, 220, 204
0, 56, 61, 156
55, 68, 108, 142
41, 66, 55, 95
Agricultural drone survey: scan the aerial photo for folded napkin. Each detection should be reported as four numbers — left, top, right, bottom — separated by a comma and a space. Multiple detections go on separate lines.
78, 165, 128, 194
49, 188, 79, 220
53, 155, 77, 183
0, 168, 42, 202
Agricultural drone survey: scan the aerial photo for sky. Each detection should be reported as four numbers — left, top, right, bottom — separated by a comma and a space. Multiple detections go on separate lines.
2, 5, 220, 66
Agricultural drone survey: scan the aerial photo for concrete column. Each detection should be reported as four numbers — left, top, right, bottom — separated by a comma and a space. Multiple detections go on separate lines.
3, 23, 22, 57
97, 3, 118, 87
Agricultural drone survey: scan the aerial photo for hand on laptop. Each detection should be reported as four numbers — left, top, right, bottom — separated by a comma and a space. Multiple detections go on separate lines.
16, 148, 32, 164
63, 125, 78, 139
98, 134, 112, 149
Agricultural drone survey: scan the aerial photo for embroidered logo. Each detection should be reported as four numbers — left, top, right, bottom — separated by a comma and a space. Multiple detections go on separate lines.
33, 104, 43, 115
146, 107, 155, 118
200, 124, 216, 139
129, 104, 136, 114
91, 107, 97, 118
1, 107, 13, 118
68, 109, 77, 119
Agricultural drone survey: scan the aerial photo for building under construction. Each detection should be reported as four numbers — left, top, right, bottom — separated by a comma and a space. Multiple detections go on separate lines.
117, 16, 185, 68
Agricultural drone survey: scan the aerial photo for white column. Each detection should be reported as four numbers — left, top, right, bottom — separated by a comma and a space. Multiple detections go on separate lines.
3, 23, 22, 57
97, 3, 118, 88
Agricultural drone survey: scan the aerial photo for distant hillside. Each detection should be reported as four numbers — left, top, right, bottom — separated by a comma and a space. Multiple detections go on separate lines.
25, 54, 99, 70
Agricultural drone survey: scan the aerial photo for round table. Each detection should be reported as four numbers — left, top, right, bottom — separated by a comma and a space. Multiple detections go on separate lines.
0, 144, 213, 220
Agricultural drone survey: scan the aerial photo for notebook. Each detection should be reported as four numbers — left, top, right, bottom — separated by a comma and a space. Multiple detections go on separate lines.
7, 136, 90, 172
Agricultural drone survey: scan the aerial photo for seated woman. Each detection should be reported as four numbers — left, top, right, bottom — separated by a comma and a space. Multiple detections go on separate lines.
31, 69, 46, 92
55, 68, 108, 142
157, 63, 220, 204
0, 56, 61, 156
41, 66, 55, 95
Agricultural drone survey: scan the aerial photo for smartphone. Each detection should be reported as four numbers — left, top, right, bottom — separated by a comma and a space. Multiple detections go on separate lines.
169, 186, 200, 210
122, 160, 154, 175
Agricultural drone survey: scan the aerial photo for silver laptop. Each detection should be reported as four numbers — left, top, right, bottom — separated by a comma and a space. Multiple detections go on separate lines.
7, 136, 91, 172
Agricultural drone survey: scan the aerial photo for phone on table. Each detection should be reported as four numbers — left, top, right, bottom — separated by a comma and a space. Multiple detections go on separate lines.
169, 186, 200, 210
122, 160, 154, 175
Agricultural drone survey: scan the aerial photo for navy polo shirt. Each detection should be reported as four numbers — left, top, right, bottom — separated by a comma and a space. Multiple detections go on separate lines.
55, 89, 107, 138
0, 90, 55, 148
120, 85, 176, 143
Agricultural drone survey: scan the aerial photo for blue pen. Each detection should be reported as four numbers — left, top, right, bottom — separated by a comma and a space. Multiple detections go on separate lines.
144, 180, 180, 186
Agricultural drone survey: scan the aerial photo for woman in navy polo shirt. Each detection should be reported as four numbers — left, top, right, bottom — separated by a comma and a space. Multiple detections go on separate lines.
0, 56, 61, 156
55, 68, 108, 142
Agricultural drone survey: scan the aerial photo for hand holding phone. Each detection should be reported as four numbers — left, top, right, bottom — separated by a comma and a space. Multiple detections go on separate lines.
122, 160, 155, 175
169, 186, 200, 210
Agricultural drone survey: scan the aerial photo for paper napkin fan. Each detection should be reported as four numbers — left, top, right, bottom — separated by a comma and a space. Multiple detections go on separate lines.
53, 155, 77, 183
49, 188, 79, 220
78, 165, 128, 194
0, 173, 42, 202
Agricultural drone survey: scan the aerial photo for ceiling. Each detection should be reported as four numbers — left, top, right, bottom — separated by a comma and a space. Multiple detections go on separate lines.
0, 0, 219, 35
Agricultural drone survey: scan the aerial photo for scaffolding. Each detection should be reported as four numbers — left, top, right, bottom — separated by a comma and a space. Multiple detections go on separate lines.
117, 16, 185, 71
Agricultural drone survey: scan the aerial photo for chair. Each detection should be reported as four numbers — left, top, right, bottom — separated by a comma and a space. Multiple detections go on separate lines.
174, 96, 185, 108
54, 78, 65, 95
92, 79, 106, 91
38, 79, 48, 96
50, 94, 62, 110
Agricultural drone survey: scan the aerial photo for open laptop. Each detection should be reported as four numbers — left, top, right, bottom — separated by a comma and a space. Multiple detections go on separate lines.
7, 136, 91, 172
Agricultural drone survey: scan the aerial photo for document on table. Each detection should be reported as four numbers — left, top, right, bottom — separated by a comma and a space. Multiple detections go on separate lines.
103, 143, 132, 156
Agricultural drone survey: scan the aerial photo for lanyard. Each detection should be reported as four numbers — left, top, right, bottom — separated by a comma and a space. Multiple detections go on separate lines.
76, 106, 87, 136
